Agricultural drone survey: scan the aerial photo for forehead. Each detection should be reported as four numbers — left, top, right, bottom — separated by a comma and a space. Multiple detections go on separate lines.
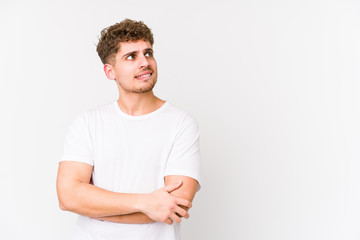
117, 40, 152, 54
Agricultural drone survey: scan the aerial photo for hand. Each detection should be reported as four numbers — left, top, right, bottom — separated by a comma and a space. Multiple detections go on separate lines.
139, 181, 192, 225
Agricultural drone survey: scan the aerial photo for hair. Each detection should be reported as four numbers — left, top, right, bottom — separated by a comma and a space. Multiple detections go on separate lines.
96, 19, 154, 65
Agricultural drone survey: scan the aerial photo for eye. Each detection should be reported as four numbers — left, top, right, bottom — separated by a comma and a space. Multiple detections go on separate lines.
126, 54, 135, 60
145, 52, 153, 57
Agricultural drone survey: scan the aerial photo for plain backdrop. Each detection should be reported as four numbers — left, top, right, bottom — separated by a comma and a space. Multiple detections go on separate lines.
1, 0, 360, 239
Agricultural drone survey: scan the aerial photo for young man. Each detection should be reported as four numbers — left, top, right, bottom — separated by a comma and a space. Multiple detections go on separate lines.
56, 19, 201, 240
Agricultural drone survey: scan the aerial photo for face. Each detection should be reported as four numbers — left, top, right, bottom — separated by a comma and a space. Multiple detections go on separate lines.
106, 40, 158, 94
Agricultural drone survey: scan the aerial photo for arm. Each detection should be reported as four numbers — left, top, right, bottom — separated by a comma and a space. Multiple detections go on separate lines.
93, 212, 155, 224
92, 114, 201, 224
95, 175, 198, 224
164, 175, 199, 212
56, 161, 191, 224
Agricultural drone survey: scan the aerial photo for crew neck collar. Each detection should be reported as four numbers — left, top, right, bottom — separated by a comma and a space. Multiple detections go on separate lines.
113, 100, 169, 120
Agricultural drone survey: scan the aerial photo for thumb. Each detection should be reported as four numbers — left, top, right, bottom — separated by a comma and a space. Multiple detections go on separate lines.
164, 181, 182, 192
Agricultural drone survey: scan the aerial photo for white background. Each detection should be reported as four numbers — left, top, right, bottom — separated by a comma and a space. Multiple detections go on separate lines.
1, 0, 360, 239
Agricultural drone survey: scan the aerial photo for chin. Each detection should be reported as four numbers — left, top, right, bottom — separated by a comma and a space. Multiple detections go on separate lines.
130, 83, 156, 93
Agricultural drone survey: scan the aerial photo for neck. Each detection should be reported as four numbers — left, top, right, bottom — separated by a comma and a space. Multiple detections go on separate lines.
116, 90, 165, 116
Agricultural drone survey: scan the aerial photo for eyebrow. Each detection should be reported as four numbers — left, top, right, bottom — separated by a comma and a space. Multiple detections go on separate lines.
122, 51, 137, 59
144, 48, 153, 53
122, 48, 154, 59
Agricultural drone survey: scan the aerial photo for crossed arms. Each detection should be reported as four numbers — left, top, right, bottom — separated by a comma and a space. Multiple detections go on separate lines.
56, 161, 199, 225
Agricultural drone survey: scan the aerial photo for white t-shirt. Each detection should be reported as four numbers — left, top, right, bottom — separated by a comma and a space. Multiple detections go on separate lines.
60, 100, 201, 240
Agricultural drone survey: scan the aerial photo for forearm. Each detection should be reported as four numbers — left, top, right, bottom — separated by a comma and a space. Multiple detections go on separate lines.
94, 212, 155, 224
58, 182, 143, 217
57, 162, 191, 225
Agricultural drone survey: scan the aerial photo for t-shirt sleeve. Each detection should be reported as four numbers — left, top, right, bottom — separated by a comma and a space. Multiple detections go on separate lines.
59, 111, 94, 166
165, 113, 201, 191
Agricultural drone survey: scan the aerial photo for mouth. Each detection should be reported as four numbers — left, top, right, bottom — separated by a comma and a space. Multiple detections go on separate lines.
135, 71, 153, 80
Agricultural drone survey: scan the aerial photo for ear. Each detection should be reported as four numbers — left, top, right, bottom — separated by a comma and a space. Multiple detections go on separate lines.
104, 63, 116, 80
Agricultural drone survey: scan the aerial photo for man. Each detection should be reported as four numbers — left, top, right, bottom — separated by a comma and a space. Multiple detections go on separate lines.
56, 19, 201, 240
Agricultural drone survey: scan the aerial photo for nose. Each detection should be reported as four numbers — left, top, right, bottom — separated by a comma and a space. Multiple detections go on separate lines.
138, 53, 149, 69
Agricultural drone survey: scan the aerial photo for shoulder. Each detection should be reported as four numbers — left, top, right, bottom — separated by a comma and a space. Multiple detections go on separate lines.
165, 102, 200, 131
73, 101, 116, 121
67, 101, 116, 130
86, 101, 116, 117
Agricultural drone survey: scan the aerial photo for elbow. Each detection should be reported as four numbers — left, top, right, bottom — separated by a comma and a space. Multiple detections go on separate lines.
58, 196, 73, 212
57, 182, 78, 212
57, 188, 77, 212
58, 197, 81, 213
57, 189, 88, 215
58, 197, 72, 211
59, 201, 67, 211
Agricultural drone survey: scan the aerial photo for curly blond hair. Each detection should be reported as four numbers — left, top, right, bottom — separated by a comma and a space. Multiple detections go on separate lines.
96, 19, 154, 65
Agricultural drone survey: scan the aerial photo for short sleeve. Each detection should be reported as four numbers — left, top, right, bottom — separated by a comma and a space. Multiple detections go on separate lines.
60, 111, 94, 166
165, 113, 201, 191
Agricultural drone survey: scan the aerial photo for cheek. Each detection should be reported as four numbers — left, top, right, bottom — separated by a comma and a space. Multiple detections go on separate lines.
151, 61, 157, 71
118, 66, 134, 78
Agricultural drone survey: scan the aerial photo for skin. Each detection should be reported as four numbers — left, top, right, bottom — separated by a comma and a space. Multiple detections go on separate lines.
57, 162, 193, 224
57, 40, 199, 225
93, 175, 198, 224
104, 40, 164, 116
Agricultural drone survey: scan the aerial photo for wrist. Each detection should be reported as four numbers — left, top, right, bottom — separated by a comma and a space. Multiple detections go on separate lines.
133, 193, 148, 213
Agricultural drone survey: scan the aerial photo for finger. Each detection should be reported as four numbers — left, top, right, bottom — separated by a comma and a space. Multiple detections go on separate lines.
175, 198, 192, 209
174, 206, 187, 217
165, 218, 173, 225
177, 212, 190, 219
170, 213, 182, 223
164, 181, 182, 192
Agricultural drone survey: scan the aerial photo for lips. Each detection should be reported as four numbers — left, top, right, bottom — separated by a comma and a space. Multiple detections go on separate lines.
135, 71, 152, 80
